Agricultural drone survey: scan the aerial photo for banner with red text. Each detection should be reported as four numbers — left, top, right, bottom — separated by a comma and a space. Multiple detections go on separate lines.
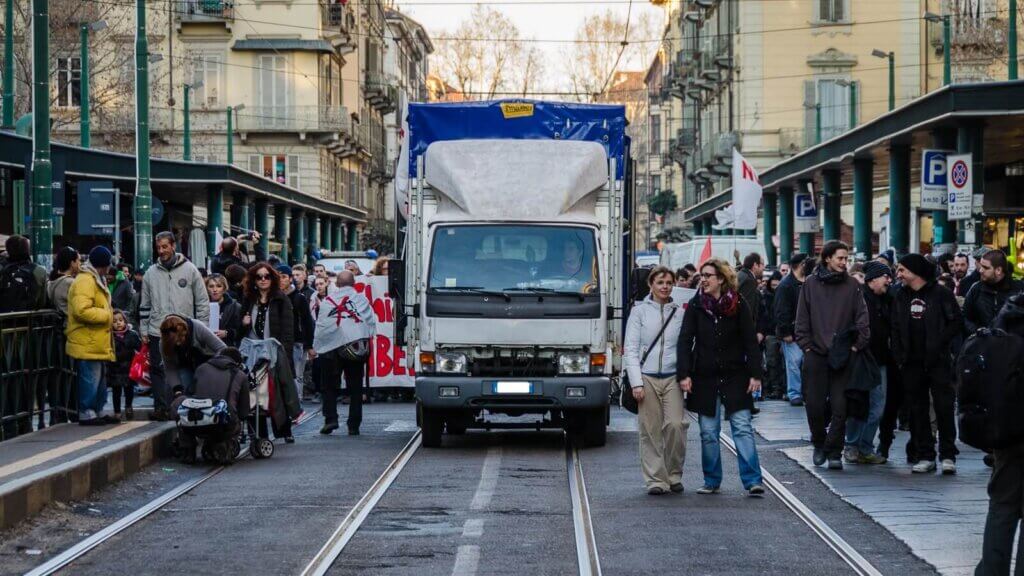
350, 275, 415, 388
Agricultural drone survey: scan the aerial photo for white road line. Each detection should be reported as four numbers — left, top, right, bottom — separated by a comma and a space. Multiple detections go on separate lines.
451, 545, 481, 576
469, 447, 502, 511
461, 518, 485, 538
566, 440, 602, 576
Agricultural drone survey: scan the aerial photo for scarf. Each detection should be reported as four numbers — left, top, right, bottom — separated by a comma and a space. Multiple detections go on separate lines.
700, 289, 740, 318
815, 265, 847, 285
113, 327, 128, 341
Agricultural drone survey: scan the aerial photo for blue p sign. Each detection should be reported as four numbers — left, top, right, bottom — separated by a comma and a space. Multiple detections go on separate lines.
796, 193, 817, 217
923, 150, 947, 187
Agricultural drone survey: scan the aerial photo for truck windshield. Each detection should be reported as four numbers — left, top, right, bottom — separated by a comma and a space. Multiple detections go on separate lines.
428, 225, 599, 295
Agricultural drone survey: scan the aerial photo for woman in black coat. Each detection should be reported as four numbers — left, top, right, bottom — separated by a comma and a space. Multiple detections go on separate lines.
241, 263, 298, 442
206, 274, 243, 347
677, 258, 765, 496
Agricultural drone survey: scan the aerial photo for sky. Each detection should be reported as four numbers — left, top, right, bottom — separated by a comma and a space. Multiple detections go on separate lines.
394, 0, 664, 90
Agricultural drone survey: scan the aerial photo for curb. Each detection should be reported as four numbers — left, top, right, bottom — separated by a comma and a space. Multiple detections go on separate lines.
0, 422, 176, 530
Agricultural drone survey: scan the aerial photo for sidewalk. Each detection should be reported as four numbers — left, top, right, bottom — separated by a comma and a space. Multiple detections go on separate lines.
0, 418, 175, 529
753, 400, 987, 576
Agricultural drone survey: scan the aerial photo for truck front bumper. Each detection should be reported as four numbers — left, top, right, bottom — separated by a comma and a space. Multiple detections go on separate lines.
416, 376, 610, 411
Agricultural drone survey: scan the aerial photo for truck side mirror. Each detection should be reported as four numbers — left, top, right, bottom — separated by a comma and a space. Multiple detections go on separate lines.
388, 258, 407, 335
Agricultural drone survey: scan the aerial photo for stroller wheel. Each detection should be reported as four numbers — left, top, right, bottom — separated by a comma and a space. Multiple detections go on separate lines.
201, 445, 213, 462
251, 438, 275, 459
211, 442, 231, 465
228, 438, 241, 460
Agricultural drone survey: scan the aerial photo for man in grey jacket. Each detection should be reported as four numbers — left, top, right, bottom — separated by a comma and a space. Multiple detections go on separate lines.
140, 231, 210, 420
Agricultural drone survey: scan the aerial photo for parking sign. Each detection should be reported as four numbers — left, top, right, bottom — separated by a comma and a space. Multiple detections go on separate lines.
921, 149, 952, 210
794, 191, 820, 233
947, 153, 972, 221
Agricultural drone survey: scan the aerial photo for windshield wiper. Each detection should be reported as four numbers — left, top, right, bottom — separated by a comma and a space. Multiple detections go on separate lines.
429, 286, 511, 301
502, 287, 587, 302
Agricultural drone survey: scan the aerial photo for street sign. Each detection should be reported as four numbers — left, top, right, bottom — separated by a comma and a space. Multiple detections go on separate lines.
794, 191, 820, 233
947, 153, 973, 221
77, 181, 117, 236
921, 149, 952, 210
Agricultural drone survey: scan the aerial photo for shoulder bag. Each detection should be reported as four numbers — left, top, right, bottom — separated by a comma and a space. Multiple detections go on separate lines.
620, 307, 678, 414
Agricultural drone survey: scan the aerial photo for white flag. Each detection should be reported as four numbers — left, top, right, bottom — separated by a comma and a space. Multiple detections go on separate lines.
731, 147, 763, 230
712, 206, 735, 230
394, 100, 411, 220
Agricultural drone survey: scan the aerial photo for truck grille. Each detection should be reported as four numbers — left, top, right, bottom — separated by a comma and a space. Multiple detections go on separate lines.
468, 351, 558, 378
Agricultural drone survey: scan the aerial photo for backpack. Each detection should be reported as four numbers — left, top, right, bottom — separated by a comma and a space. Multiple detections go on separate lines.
0, 262, 39, 313
957, 328, 1024, 451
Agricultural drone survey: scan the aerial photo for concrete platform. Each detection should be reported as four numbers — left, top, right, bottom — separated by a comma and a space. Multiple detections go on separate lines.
0, 419, 175, 529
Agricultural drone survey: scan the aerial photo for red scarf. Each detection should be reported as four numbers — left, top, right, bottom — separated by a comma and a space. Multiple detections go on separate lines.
700, 289, 740, 318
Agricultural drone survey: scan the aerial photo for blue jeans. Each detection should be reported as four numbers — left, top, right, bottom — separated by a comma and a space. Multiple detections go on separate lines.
781, 341, 804, 401
77, 360, 107, 420
699, 399, 763, 490
845, 367, 888, 455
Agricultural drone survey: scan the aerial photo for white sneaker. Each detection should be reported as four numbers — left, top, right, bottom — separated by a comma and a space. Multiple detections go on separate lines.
941, 459, 957, 475
912, 460, 936, 474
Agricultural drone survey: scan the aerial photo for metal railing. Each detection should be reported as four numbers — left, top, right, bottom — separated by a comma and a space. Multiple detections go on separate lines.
234, 105, 352, 134
178, 0, 234, 22
1, 310, 77, 442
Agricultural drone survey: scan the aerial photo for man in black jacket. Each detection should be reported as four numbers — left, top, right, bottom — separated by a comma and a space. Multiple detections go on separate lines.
277, 265, 315, 405
846, 261, 892, 465
774, 253, 810, 406
737, 253, 764, 329
759, 271, 784, 399
892, 253, 964, 475
210, 237, 245, 275
963, 249, 1024, 335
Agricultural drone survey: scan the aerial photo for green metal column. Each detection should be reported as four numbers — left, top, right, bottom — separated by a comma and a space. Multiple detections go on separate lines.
763, 193, 778, 267
799, 233, 814, 255
254, 198, 269, 261
231, 192, 249, 237
133, 0, 153, 269
332, 219, 343, 253
206, 186, 223, 261
183, 84, 191, 161
274, 204, 289, 261
3, 0, 14, 128
291, 208, 305, 265
307, 212, 319, 265
346, 223, 359, 250
958, 121, 985, 247
887, 53, 895, 111
1011, 0, 1019, 80
815, 104, 822, 145
226, 107, 234, 166
30, 0, 53, 268
849, 82, 857, 129
779, 186, 794, 262
889, 143, 911, 258
933, 129, 958, 246
80, 25, 90, 148
822, 169, 842, 241
319, 215, 330, 252
853, 158, 874, 259
943, 16, 952, 85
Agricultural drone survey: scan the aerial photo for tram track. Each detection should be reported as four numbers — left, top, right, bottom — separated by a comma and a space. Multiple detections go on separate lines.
24, 408, 323, 576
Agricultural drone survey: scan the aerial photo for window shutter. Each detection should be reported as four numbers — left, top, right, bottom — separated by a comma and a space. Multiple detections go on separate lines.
804, 80, 817, 148
833, 0, 845, 22
248, 155, 260, 175
288, 155, 300, 189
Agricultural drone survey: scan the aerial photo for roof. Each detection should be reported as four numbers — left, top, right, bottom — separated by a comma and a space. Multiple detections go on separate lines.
232, 39, 335, 53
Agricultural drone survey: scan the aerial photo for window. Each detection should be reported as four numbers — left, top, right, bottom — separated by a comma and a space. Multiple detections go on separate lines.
56, 57, 81, 108
192, 53, 223, 107
257, 55, 290, 127
816, 79, 851, 141
650, 114, 662, 155
651, 175, 662, 194
249, 154, 301, 190
817, 0, 847, 23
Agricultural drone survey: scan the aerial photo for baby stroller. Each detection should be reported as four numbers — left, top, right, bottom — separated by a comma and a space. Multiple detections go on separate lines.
245, 358, 276, 459
176, 398, 241, 464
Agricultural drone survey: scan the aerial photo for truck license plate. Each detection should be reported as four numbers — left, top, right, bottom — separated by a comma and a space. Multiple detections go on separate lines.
494, 381, 533, 394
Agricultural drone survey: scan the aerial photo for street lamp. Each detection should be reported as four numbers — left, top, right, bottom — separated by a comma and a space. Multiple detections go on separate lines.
1011, 0, 1019, 80
183, 80, 202, 161
924, 12, 952, 85
3, 0, 14, 128
835, 78, 857, 129
872, 49, 895, 111
79, 20, 107, 148
226, 103, 244, 165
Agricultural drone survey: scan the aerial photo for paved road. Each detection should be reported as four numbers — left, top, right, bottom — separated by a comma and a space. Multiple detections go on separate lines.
2, 401, 952, 576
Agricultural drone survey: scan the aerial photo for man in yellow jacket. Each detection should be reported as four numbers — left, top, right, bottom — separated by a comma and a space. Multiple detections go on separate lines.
67, 246, 117, 425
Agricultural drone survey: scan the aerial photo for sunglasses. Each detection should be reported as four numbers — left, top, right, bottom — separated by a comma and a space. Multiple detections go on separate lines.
255, 274, 271, 280
700, 273, 719, 279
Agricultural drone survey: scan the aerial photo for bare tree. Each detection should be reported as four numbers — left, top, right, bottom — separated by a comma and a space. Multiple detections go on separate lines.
511, 45, 545, 98
562, 9, 657, 102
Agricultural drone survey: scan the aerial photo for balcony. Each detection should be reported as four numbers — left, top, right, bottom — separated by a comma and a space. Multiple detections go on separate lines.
364, 71, 398, 113
234, 105, 353, 140
321, 1, 356, 53
177, 0, 234, 28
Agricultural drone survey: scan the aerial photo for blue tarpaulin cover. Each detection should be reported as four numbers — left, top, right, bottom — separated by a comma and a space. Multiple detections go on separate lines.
406, 100, 627, 179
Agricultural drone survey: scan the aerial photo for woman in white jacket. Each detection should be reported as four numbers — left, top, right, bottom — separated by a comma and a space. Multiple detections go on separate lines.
623, 266, 688, 495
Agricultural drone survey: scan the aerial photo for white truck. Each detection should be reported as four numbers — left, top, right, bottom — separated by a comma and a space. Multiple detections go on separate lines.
389, 101, 631, 448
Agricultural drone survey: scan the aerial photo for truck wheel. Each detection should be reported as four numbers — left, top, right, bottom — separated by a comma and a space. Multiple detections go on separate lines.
582, 407, 607, 448
418, 403, 443, 448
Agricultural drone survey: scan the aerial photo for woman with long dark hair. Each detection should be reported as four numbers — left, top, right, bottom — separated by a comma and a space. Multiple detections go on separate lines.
47, 246, 80, 316
241, 262, 301, 443
677, 258, 765, 497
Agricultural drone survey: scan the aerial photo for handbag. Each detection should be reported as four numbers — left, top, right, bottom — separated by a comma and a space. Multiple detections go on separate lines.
621, 307, 678, 414
129, 343, 150, 385
339, 338, 371, 362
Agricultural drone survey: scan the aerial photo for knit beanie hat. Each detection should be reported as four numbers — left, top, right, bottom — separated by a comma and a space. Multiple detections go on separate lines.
862, 261, 891, 283
878, 249, 896, 266
275, 264, 293, 277
88, 246, 113, 269
898, 253, 936, 282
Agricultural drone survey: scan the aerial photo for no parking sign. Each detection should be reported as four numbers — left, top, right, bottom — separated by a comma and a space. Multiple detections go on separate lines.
947, 153, 972, 221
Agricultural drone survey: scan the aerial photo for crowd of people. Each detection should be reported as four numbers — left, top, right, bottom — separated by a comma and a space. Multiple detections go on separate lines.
0, 233, 388, 446
627, 240, 1024, 574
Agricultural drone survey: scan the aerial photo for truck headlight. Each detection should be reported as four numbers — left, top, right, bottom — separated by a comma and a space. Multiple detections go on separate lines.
558, 352, 589, 375
437, 352, 468, 374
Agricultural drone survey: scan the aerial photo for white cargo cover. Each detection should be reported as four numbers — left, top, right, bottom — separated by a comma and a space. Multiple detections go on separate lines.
423, 139, 608, 222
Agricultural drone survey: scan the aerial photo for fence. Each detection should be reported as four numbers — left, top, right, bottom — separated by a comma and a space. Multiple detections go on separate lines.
0, 310, 77, 442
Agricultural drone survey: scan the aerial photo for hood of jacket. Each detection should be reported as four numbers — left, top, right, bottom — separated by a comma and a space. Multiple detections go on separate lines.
157, 253, 187, 272
995, 294, 1024, 335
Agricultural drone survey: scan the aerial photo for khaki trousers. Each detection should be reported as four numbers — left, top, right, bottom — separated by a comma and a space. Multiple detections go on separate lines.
638, 374, 689, 490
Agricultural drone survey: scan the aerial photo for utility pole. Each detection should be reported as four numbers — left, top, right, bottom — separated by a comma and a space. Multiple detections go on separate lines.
925, 12, 952, 86
872, 49, 895, 111
79, 21, 106, 148
134, 0, 153, 269
3, 0, 14, 128
815, 103, 822, 144
30, 0, 53, 268
183, 84, 191, 160
226, 103, 243, 165
1011, 0, 1019, 80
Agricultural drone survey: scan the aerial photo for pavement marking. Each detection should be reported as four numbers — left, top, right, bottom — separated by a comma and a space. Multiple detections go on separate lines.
461, 518, 485, 538
0, 421, 149, 480
470, 447, 502, 511
384, 420, 419, 432
566, 439, 602, 576
451, 545, 480, 576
